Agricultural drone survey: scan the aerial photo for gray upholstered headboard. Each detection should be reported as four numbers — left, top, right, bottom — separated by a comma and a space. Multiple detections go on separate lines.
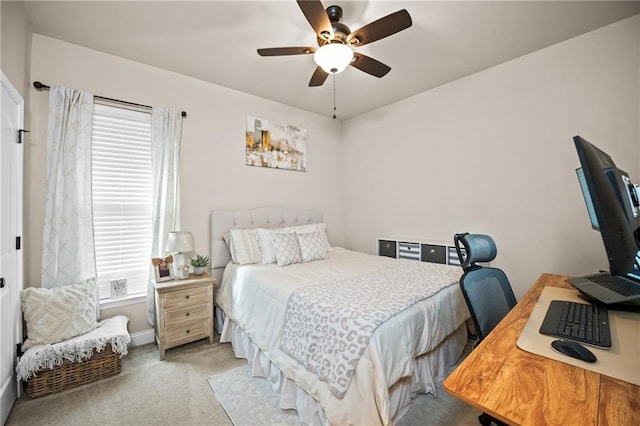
210, 206, 323, 284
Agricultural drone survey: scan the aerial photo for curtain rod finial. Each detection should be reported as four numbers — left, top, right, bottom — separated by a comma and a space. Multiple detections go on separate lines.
33, 81, 49, 90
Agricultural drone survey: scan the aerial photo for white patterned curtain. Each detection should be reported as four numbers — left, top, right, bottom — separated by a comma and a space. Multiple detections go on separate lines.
146, 107, 183, 325
41, 87, 97, 305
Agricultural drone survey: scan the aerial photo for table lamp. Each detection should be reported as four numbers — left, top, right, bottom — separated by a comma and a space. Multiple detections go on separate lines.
165, 231, 194, 279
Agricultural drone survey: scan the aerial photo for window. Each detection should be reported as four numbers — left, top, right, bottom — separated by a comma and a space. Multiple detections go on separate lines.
91, 103, 153, 299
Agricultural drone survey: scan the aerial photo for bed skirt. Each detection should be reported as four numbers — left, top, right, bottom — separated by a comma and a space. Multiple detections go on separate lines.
216, 310, 468, 425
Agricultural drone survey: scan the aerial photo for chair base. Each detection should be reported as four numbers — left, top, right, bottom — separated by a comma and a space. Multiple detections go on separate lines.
479, 412, 508, 426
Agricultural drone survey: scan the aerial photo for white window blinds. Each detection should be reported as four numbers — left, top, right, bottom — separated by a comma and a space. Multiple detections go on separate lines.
91, 104, 153, 299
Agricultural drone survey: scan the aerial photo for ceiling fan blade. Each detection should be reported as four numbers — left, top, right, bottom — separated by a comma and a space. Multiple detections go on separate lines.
297, 0, 332, 39
257, 47, 315, 56
309, 66, 329, 87
350, 53, 391, 78
347, 9, 412, 47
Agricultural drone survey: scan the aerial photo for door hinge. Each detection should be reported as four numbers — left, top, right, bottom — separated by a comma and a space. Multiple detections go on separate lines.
16, 236, 21, 250
17, 342, 22, 355
17, 129, 30, 144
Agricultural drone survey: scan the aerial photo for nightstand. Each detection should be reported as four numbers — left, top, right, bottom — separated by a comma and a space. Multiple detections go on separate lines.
153, 273, 215, 360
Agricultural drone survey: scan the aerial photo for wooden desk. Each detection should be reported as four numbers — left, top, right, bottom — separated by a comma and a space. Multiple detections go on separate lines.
444, 273, 640, 425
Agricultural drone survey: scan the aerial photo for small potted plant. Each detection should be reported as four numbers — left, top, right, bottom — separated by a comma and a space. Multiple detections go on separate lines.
190, 254, 210, 276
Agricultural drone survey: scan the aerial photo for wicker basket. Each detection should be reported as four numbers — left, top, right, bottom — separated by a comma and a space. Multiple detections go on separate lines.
26, 344, 122, 398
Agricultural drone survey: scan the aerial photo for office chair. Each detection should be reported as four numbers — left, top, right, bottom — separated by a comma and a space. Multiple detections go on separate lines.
454, 233, 516, 426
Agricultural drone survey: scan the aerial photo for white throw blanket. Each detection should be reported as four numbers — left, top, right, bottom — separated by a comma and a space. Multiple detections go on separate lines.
280, 260, 460, 398
16, 315, 130, 381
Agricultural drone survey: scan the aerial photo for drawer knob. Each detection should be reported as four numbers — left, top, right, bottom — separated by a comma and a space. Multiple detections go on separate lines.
186, 329, 190, 334
185, 295, 190, 299
430, 249, 435, 254
185, 312, 190, 317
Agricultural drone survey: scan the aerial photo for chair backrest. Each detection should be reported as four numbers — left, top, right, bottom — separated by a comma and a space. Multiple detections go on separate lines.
454, 233, 517, 342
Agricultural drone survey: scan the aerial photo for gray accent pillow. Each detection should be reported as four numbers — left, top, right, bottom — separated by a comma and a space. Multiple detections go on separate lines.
271, 231, 302, 267
297, 230, 328, 262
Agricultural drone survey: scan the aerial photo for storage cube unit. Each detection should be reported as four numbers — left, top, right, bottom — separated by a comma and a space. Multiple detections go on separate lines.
377, 238, 462, 266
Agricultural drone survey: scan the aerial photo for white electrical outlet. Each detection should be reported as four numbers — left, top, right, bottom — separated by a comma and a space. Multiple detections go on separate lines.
110, 278, 128, 299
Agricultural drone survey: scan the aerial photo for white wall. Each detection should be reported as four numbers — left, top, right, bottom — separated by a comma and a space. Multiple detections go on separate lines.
1, 1, 31, 97
23, 16, 640, 331
341, 16, 640, 299
27, 35, 344, 334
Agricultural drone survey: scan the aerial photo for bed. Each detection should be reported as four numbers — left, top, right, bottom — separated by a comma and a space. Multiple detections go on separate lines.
210, 207, 470, 425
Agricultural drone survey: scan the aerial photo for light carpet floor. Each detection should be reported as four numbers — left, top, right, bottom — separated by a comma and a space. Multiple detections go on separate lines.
6, 339, 243, 426
6, 337, 480, 426
208, 345, 481, 426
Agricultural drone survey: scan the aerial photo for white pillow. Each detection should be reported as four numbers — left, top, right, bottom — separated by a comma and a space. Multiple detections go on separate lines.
271, 231, 302, 267
255, 228, 277, 264
316, 223, 331, 250
222, 231, 231, 249
281, 223, 331, 250
21, 279, 98, 350
297, 230, 328, 262
256, 223, 330, 264
229, 229, 261, 265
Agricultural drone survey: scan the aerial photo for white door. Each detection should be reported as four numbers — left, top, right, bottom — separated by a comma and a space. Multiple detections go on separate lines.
0, 71, 24, 425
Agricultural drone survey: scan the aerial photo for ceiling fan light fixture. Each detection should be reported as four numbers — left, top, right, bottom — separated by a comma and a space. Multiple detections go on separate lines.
313, 43, 354, 74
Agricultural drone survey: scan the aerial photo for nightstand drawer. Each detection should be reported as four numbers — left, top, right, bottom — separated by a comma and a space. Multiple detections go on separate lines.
165, 321, 210, 345
164, 304, 210, 325
163, 287, 209, 309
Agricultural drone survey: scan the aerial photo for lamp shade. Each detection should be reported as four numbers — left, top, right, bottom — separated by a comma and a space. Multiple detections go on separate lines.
313, 43, 354, 74
165, 231, 194, 253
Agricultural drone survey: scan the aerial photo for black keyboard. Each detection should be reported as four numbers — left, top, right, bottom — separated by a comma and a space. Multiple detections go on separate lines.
539, 300, 611, 348
586, 273, 640, 297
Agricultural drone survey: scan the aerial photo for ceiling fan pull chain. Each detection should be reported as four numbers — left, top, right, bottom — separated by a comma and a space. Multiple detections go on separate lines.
333, 74, 337, 119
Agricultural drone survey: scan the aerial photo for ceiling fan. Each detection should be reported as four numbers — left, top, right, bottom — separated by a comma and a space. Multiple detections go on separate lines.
257, 1, 412, 87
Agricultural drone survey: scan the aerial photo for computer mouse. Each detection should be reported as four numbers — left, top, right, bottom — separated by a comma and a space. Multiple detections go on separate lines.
551, 339, 597, 363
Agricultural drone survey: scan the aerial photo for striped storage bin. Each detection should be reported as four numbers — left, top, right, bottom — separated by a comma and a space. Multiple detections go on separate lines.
448, 246, 466, 266
398, 241, 421, 260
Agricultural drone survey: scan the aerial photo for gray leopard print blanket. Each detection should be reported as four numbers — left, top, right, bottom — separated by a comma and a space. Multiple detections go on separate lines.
279, 259, 461, 398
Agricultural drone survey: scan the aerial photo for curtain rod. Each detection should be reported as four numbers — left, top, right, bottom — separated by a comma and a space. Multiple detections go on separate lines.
33, 81, 187, 118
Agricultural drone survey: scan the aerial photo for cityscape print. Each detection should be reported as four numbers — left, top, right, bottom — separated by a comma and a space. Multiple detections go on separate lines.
246, 116, 307, 172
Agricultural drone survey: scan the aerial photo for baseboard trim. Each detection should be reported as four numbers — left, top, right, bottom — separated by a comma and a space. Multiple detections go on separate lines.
129, 329, 155, 347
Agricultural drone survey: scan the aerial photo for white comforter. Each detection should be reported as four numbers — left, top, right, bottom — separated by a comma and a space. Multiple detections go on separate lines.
217, 247, 469, 425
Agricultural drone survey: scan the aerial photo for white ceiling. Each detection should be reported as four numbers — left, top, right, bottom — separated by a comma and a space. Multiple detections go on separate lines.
19, 1, 640, 120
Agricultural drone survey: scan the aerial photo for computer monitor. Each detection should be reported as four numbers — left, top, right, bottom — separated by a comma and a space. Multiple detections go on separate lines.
573, 135, 640, 276
575, 167, 599, 230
